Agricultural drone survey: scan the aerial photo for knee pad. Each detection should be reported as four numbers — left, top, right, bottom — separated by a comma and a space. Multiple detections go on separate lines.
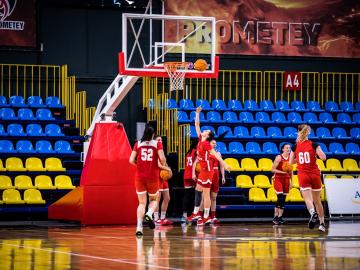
195, 190, 202, 207
278, 194, 285, 209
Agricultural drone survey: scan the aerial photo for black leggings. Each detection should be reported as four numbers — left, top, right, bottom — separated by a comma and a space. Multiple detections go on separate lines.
182, 188, 195, 215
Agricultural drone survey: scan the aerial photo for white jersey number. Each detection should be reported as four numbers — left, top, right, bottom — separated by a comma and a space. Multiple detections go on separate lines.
141, 148, 153, 161
298, 152, 310, 164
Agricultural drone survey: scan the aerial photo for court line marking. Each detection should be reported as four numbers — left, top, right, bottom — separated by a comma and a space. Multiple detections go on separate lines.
2, 243, 182, 270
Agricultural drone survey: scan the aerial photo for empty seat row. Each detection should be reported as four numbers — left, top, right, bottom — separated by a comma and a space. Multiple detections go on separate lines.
249, 187, 314, 203
0, 157, 65, 172
0, 108, 55, 120
170, 99, 359, 113
0, 175, 75, 190
1, 189, 45, 204
0, 95, 63, 108
179, 111, 360, 124
0, 123, 64, 136
0, 140, 74, 154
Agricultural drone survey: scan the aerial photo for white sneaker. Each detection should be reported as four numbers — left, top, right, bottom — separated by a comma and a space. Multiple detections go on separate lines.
318, 223, 326, 232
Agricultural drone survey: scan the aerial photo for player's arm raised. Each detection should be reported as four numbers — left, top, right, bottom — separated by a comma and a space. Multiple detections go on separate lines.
209, 148, 230, 172
271, 155, 287, 174
195, 106, 202, 137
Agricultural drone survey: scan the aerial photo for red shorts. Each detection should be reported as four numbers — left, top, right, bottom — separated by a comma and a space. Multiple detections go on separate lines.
135, 177, 159, 196
159, 178, 169, 191
273, 177, 290, 194
197, 169, 214, 189
184, 178, 196, 189
211, 169, 219, 193
298, 172, 322, 191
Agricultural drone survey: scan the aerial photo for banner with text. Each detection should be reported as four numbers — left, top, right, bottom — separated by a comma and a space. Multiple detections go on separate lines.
165, 0, 360, 58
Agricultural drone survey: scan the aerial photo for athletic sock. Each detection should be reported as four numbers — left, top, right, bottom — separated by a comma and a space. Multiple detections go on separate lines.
137, 218, 143, 228
182, 212, 187, 218
160, 211, 166, 220
193, 207, 200, 215
309, 208, 316, 215
203, 208, 210, 218
154, 212, 159, 220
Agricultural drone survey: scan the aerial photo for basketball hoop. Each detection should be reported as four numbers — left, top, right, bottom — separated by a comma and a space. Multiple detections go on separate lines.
163, 62, 190, 91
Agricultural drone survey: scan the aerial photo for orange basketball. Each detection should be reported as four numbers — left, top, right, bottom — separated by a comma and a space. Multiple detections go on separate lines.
282, 162, 293, 173
194, 59, 208, 71
160, 169, 172, 181
195, 162, 201, 173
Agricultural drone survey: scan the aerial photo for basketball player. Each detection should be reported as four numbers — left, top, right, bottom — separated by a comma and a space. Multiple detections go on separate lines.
154, 136, 173, 226
187, 107, 230, 225
271, 143, 292, 225
289, 124, 327, 232
129, 125, 166, 236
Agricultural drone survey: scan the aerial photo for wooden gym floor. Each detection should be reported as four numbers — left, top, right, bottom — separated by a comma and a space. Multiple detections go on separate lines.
0, 221, 360, 270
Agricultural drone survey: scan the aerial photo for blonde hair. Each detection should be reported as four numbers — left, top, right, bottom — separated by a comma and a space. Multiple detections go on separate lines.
297, 124, 311, 142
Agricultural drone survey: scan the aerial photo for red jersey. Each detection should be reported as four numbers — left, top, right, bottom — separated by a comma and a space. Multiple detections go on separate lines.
274, 154, 290, 180
184, 149, 196, 179
197, 136, 213, 171
293, 140, 320, 175
133, 139, 163, 180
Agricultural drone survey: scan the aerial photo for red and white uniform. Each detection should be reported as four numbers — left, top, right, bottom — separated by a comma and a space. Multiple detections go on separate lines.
196, 136, 214, 188
273, 154, 291, 194
183, 149, 197, 189
133, 139, 163, 196
293, 140, 322, 191
210, 154, 220, 193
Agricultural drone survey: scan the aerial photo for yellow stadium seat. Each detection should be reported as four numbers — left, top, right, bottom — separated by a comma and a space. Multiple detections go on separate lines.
286, 188, 304, 202
292, 175, 299, 188
236, 175, 254, 188
35, 175, 56, 190
326, 158, 346, 171
45, 158, 66, 171
341, 175, 354, 179
224, 158, 242, 171
0, 159, 6, 171
249, 188, 270, 202
24, 189, 46, 204
316, 159, 329, 172
343, 159, 360, 172
25, 157, 46, 172
6, 157, 26, 171
55, 175, 75, 189
0, 175, 14, 189
241, 158, 261, 171
258, 158, 272, 171
14, 175, 35, 190
0, 199, 3, 204
324, 174, 337, 179
254, 175, 272, 188
2, 189, 25, 204
292, 164, 297, 172
267, 187, 277, 202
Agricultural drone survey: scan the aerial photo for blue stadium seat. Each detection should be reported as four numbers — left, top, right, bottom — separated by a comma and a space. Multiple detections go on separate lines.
26, 124, 45, 137
177, 111, 190, 123
246, 142, 263, 154
239, 112, 257, 123
212, 99, 228, 111
16, 140, 36, 153
276, 100, 293, 111
325, 101, 342, 112
244, 100, 260, 111
319, 112, 337, 124
0, 96, 9, 107
346, 143, 360, 155
288, 112, 303, 124
308, 129, 318, 139
340, 101, 357, 112
229, 142, 246, 154
228, 100, 244, 111
9, 96, 27, 107
46, 96, 63, 108
196, 99, 212, 111
318, 142, 331, 155
255, 112, 273, 123
260, 100, 276, 111
263, 142, 278, 154
45, 124, 64, 136
267, 127, 285, 139
18, 108, 36, 120
337, 113, 354, 124
291, 101, 308, 112
306, 101, 324, 112
271, 112, 289, 124
0, 124, 7, 136
27, 96, 46, 108
304, 112, 321, 124
0, 140, 16, 153
201, 126, 216, 134
332, 127, 351, 139
0, 108, 17, 120
356, 102, 360, 111
284, 127, 297, 139
147, 99, 154, 109
217, 126, 235, 138
215, 141, 228, 154
179, 99, 195, 110
167, 99, 177, 109
316, 127, 335, 139
36, 140, 56, 153
223, 111, 240, 123
36, 109, 55, 120
190, 126, 197, 138
189, 111, 207, 123
55, 140, 75, 153
234, 126, 252, 138
329, 142, 348, 155
353, 113, 360, 124
251, 127, 268, 139
7, 124, 26, 136
350, 128, 360, 139
206, 111, 223, 123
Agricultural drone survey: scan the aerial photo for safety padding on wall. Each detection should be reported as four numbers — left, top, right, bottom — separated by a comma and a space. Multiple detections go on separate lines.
49, 122, 137, 225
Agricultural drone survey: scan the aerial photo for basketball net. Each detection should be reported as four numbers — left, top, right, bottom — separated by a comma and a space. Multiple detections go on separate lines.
163, 62, 190, 91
